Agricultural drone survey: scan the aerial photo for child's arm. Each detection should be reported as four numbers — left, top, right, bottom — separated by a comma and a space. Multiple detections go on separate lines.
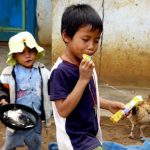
100, 97, 125, 114
0, 98, 8, 105
55, 79, 88, 117
55, 59, 95, 118
0, 82, 9, 105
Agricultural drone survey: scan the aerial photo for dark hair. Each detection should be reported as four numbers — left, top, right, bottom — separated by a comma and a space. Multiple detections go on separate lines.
61, 4, 103, 38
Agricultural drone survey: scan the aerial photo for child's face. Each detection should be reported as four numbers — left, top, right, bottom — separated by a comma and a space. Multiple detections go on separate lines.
64, 25, 101, 62
13, 47, 37, 68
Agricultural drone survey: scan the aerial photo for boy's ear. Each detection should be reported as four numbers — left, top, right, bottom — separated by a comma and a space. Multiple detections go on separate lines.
61, 30, 71, 44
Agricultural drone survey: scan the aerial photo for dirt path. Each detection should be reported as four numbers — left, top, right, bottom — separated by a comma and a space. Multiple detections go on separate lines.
1, 116, 150, 149
101, 116, 145, 146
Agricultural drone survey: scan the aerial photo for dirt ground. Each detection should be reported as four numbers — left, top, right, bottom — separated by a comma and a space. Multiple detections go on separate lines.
1, 116, 150, 150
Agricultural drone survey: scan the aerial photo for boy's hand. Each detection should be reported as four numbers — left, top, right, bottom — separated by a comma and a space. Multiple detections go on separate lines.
0, 99, 8, 106
108, 101, 125, 114
79, 57, 95, 82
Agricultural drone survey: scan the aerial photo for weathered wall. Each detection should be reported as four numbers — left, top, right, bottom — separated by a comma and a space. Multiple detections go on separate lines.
52, 0, 150, 87
37, 0, 51, 46
36, 0, 52, 69
101, 0, 150, 87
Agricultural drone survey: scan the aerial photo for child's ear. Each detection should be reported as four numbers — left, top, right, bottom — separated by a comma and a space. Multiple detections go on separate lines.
61, 30, 71, 44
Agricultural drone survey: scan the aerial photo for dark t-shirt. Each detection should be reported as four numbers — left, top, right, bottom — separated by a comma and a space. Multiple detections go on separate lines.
50, 60, 100, 150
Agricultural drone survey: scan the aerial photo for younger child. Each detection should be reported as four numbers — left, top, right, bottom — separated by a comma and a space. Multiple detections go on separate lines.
0, 31, 52, 150
49, 4, 125, 150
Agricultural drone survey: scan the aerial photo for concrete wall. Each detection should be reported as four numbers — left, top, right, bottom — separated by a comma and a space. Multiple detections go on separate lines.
51, 0, 150, 87
101, 0, 150, 87
37, 0, 51, 46
36, 0, 52, 69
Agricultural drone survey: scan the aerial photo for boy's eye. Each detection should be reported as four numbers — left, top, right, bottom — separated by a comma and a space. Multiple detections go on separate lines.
95, 38, 100, 43
82, 39, 89, 42
95, 40, 99, 43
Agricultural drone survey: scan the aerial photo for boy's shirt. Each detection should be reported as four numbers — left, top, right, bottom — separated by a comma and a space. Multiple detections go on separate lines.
50, 60, 101, 150
14, 64, 42, 115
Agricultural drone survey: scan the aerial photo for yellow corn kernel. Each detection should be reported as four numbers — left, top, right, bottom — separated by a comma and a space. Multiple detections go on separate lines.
83, 54, 91, 61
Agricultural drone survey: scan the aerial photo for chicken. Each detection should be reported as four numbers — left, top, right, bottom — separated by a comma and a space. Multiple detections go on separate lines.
128, 95, 150, 139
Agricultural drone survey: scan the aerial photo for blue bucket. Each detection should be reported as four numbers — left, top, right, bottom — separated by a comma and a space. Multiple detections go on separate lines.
48, 142, 58, 150
102, 140, 150, 150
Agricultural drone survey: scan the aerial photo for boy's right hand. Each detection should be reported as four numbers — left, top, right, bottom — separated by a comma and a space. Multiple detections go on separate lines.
0, 99, 8, 106
79, 57, 95, 82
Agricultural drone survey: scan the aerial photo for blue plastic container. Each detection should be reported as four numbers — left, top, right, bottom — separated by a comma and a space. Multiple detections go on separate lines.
102, 140, 150, 150
48, 142, 58, 150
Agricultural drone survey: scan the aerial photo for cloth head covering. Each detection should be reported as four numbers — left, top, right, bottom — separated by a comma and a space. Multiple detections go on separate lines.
7, 31, 45, 65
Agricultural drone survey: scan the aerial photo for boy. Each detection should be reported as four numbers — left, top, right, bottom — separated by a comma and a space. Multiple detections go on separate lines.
49, 4, 125, 150
0, 31, 52, 150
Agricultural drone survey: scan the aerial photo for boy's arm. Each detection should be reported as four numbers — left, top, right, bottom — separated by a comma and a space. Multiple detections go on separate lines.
55, 78, 88, 118
100, 97, 125, 114
55, 59, 94, 118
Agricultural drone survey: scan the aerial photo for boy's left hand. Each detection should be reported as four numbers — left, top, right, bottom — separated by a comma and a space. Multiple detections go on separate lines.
108, 101, 125, 114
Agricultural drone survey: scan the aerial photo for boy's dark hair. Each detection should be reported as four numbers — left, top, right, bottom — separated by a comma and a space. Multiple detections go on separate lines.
61, 4, 103, 38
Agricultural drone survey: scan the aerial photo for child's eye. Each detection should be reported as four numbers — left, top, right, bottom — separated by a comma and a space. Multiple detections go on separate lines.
17, 52, 24, 55
82, 39, 89, 42
29, 48, 36, 53
29, 49, 34, 52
